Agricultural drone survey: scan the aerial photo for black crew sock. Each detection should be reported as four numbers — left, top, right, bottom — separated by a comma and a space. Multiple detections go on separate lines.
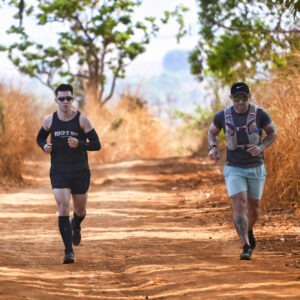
73, 211, 86, 230
58, 216, 73, 252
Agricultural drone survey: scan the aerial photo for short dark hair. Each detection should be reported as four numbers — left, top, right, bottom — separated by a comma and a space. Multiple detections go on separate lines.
55, 84, 73, 96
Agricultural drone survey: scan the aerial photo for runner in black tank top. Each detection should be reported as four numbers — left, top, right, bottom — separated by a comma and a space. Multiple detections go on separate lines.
49, 111, 91, 194
50, 111, 89, 173
36, 84, 101, 264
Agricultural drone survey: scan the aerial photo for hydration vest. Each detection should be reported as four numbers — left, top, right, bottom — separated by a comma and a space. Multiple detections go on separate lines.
224, 104, 262, 150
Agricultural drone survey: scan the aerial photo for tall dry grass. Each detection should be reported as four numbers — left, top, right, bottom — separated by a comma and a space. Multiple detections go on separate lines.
84, 90, 175, 163
0, 83, 180, 185
254, 55, 300, 211
0, 84, 41, 182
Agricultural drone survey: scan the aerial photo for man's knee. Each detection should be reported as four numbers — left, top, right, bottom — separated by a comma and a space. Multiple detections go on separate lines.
232, 193, 247, 214
57, 203, 70, 216
74, 208, 86, 217
73, 194, 87, 217
248, 199, 260, 215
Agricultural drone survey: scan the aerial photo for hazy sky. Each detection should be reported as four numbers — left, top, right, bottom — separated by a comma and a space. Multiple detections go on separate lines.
126, 0, 199, 76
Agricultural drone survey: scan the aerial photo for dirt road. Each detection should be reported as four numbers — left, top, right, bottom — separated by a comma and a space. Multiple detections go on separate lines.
0, 156, 299, 299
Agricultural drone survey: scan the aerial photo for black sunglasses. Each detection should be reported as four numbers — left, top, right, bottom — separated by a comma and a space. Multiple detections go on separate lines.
57, 96, 73, 101
233, 95, 248, 102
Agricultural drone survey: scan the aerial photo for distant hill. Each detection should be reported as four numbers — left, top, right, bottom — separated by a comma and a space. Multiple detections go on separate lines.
163, 50, 190, 72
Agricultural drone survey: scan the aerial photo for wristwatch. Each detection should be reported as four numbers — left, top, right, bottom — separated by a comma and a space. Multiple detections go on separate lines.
208, 144, 217, 150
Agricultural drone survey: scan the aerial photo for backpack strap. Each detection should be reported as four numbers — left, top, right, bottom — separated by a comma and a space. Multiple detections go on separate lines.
224, 106, 236, 134
247, 104, 263, 135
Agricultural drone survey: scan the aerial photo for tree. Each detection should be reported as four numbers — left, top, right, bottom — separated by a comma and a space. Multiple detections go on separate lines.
189, 0, 300, 85
0, 0, 186, 106
279, 0, 300, 17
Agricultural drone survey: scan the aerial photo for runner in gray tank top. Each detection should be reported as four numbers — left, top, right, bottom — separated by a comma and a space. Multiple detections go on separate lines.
208, 82, 277, 260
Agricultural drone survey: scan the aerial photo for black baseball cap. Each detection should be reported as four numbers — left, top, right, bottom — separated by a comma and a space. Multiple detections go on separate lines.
231, 82, 250, 97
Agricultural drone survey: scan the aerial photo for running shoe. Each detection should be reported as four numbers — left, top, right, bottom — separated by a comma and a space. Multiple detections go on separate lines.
63, 250, 75, 264
70, 217, 81, 246
248, 229, 256, 250
240, 244, 252, 260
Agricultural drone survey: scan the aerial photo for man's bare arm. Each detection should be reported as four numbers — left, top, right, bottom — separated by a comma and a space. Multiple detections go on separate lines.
260, 121, 277, 151
208, 123, 221, 145
37, 115, 52, 153
79, 114, 93, 134
208, 123, 221, 161
42, 114, 53, 131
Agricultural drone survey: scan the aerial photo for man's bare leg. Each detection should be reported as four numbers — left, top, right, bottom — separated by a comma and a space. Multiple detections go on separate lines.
53, 188, 75, 263
53, 188, 71, 216
247, 198, 259, 230
231, 191, 250, 245
71, 193, 88, 246
73, 193, 87, 217
232, 191, 253, 260
247, 198, 259, 250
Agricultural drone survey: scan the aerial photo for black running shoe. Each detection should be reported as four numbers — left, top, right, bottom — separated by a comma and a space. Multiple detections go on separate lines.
248, 229, 256, 250
240, 244, 252, 260
63, 250, 75, 264
70, 217, 81, 246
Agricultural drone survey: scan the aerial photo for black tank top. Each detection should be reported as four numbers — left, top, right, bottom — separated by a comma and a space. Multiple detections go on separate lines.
49, 111, 89, 172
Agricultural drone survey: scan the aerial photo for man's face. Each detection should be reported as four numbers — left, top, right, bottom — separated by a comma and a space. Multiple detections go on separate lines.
230, 93, 251, 113
55, 91, 74, 113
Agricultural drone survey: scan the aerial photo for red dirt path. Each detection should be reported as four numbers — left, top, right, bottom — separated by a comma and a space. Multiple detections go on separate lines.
0, 156, 299, 299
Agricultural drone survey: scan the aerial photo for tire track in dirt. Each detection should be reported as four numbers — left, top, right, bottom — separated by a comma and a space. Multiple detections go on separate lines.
0, 156, 299, 299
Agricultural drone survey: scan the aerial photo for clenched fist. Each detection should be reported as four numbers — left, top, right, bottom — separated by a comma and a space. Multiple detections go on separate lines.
208, 147, 221, 161
246, 145, 262, 156
43, 143, 52, 153
68, 137, 78, 148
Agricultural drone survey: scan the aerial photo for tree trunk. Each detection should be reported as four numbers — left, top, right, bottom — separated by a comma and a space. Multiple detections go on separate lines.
83, 79, 101, 105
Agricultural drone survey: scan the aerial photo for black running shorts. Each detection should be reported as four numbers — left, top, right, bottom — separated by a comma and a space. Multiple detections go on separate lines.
50, 168, 90, 194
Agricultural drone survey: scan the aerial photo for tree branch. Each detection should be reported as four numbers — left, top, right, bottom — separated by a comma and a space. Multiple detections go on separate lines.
32, 72, 54, 91
74, 73, 90, 79
73, 14, 100, 96
206, 16, 300, 34
101, 61, 123, 106
99, 41, 108, 102
73, 15, 94, 42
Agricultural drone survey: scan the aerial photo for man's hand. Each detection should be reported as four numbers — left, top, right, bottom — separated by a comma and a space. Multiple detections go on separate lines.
208, 147, 221, 161
43, 143, 52, 153
246, 145, 262, 156
68, 137, 78, 148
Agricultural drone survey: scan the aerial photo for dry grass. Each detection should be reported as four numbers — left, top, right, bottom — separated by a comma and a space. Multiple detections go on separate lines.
83, 91, 175, 163
254, 55, 300, 212
0, 84, 180, 184
2, 59, 298, 214
0, 84, 42, 182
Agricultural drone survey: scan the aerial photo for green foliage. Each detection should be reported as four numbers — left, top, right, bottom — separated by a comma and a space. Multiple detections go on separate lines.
160, 4, 189, 42
190, 0, 300, 85
1, 0, 189, 106
174, 106, 216, 135
110, 117, 124, 131
127, 96, 147, 111
279, 0, 300, 17
1, 0, 180, 106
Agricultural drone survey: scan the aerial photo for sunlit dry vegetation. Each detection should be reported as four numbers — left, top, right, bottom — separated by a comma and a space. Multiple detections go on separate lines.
84, 90, 178, 163
0, 84, 41, 181
1, 54, 299, 215
0, 85, 184, 183
178, 54, 300, 212
255, 54, 300, 212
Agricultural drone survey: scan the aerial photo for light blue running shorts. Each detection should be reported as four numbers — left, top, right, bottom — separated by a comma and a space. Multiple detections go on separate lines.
223, 164, 267, 199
